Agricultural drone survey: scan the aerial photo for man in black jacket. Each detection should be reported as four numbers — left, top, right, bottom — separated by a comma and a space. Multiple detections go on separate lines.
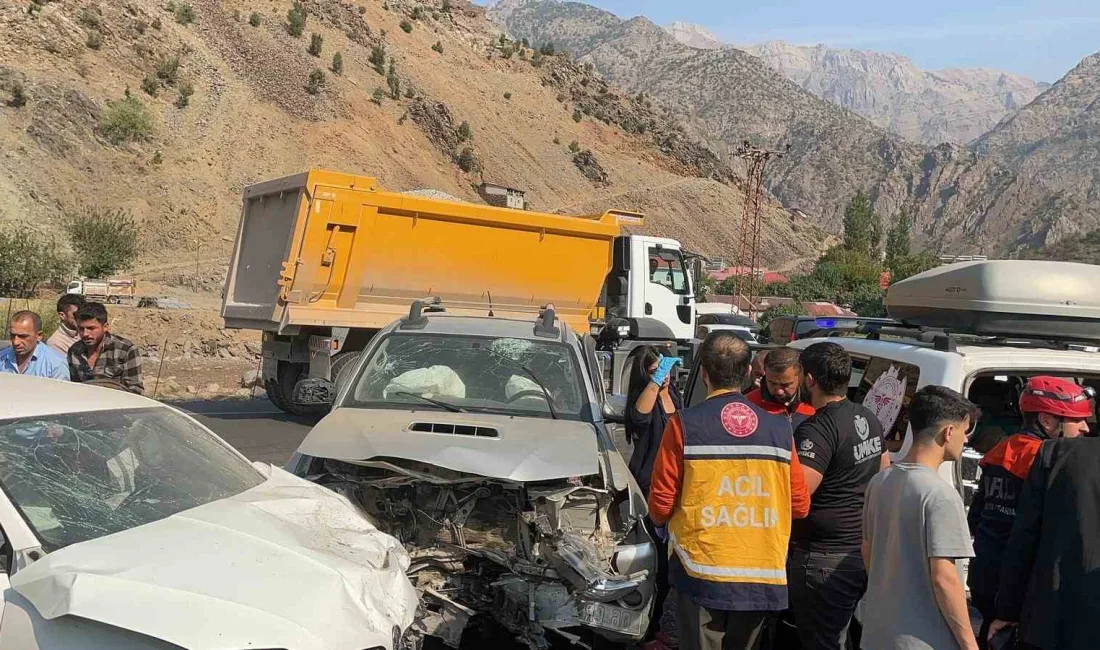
989, 436, 1100, 650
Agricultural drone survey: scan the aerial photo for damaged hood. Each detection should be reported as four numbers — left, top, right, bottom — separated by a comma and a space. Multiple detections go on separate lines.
11, 466, 417, 650
298, 408, 599, 482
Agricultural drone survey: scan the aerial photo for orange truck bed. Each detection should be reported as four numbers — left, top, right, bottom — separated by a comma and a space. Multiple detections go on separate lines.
221, 170, 642, 333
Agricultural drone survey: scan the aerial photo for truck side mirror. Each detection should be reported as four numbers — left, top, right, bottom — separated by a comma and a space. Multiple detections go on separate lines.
603, 393, 627, 424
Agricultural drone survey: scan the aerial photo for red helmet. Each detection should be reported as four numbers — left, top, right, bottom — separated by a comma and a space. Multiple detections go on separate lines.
1019, 377, 1095, 419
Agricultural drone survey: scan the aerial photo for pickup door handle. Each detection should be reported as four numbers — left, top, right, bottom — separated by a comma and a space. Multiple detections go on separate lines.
645, 303, 653, 315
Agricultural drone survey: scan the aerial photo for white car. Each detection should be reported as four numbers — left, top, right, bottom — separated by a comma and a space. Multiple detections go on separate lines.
0, 375, 418, 650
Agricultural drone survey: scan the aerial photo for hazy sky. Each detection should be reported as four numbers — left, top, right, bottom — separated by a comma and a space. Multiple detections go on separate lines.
486, 0, 1100, 81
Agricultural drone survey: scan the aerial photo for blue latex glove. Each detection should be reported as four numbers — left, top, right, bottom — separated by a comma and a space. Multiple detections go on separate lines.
650, 356, 683, 386
654, 525, 669, 542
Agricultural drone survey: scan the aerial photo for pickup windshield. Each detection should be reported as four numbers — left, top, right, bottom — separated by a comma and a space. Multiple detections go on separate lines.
0, 407, 264, 552
347, 334, 587, 421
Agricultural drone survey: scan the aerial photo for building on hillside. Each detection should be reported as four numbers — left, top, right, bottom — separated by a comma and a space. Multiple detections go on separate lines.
478, 182, 527, 210
708, 266, 790, 285
703, 293, 757, 315
940, 254, 987, 264
755, 296, 857, 318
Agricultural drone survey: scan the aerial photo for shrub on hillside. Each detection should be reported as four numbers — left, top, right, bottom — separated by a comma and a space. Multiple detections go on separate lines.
399, 20, 412, 33
86, 31, 102, 50
369, 44, 386, 74
64, 206, 141, 278
567, 140, 579, 153
249, 12, 261, 27
306, 68, 325, 95
456, 120, 472, 142
151, 17, 162, 30
175, 82, 194, 108
8, 82, 27, 108
331, 52, 343, 75
77, 7, 101, 28
432, 41, 443, 54
99, 95, 153, 144
411, 7, 424, 20
141, 75, 159, 97
572, 109, 582, 123
173, 3, 195, 25
286, 3, 305, 37
503, 91, 511, 100
455, 147, 479, 173
371, 88, 386, 105
308, 33, 323, 56
386, 59, 400, 98
156, 56, 180, 85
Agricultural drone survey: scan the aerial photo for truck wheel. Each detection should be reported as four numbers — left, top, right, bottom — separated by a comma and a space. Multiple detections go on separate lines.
330, 351, 362, 400
265, 361, 325, 417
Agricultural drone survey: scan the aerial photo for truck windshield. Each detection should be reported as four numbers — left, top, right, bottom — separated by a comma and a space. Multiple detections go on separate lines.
648, 247, 689, 295
347, 334, 587, 421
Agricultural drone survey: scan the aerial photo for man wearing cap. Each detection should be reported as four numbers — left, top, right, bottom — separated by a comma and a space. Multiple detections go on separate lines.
967, 376, 1093, 648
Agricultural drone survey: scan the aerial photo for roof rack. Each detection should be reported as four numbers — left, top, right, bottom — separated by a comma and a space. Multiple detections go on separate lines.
400, 296, 444, 330
856, 321, 1100, 354
534, 303, 561, 339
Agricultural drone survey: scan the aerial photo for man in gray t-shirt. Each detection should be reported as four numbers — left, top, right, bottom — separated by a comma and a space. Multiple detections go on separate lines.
861, 386, 979, 650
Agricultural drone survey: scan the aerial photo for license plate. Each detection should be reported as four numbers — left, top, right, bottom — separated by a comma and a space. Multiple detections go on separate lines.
575, 601, 646, 636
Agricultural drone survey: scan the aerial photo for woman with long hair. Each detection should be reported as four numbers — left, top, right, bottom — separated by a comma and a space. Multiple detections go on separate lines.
624, 346, 681, 650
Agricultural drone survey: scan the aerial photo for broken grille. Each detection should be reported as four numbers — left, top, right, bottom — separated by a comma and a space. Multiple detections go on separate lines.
408, 422, 499, 438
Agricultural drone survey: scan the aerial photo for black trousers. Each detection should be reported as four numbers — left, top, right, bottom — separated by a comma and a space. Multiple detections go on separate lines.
676, 595, 768, 650
786, 548, 867, 650
644, 517, 671, 641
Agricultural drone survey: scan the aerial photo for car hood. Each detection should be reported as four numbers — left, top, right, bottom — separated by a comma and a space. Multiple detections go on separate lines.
298, 408, 599, 482
11, 466, 418, 650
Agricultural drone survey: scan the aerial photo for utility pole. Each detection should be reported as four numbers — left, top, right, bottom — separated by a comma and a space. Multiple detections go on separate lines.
733, 141, 788, 312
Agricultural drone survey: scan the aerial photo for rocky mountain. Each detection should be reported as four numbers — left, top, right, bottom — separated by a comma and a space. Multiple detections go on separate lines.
664, 21, 722, 50
490, 0, 1100, 255
0, 0, 831, 274
663, 23, 1048, 146
740, 42, 1047, 145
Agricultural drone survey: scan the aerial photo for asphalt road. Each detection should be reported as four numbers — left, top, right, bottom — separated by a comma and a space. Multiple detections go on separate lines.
174, 399, 319, 466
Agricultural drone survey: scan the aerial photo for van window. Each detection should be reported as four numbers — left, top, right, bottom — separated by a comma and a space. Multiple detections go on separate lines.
849, 355, 921, 454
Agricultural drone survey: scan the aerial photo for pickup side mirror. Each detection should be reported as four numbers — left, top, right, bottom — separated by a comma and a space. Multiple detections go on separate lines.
603, 393, 627, 424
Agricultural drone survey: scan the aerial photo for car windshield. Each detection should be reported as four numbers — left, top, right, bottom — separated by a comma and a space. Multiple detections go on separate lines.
0, 407, 265, 553
347, 334, 588, 421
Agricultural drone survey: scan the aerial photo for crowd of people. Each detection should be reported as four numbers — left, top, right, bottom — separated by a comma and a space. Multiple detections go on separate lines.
1, 293, 144, 394
625, 331, 1099, 650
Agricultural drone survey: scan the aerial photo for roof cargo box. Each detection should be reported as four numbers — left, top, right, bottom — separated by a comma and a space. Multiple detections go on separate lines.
885, 260, 1100, 343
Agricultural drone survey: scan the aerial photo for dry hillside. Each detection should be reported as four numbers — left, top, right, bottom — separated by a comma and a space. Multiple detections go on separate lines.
0, 0, 829, 278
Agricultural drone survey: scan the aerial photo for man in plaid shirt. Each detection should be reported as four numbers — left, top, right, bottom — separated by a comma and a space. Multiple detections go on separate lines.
67, 301, 144, 394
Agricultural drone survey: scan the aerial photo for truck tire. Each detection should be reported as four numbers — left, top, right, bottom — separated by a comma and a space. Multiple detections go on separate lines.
265, 361, 325, 417
330, 351, 362, 400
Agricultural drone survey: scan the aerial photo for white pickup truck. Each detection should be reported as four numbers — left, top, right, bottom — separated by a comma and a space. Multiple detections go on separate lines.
683, 259, 1100, 648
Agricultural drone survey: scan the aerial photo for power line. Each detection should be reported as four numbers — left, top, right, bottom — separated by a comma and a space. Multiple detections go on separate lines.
733, 141, 788, 309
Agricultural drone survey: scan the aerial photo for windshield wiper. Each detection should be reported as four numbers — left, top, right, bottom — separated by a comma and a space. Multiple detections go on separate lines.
485, 350, 559, 420
390, 391, 466, 413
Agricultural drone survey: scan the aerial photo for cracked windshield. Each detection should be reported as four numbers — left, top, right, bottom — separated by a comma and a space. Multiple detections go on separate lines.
0, 407, 264, 552
349, 334, 586, 420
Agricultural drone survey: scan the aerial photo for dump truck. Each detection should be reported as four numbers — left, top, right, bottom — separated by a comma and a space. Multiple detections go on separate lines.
66, 277, 137, 304
221, 170, 696, 414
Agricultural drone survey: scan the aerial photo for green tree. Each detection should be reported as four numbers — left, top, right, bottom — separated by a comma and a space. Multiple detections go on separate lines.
64, 206, 140, 278
842, 191, 876, 256
455, 147, 479, 173
890, 251, 940, 282
884, 209, 912, 270
386, 59, 400, 99
0, 228, 70, 298
308, 32, 323, 56
850, 284, 887, 317
331, 52, 343, 75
